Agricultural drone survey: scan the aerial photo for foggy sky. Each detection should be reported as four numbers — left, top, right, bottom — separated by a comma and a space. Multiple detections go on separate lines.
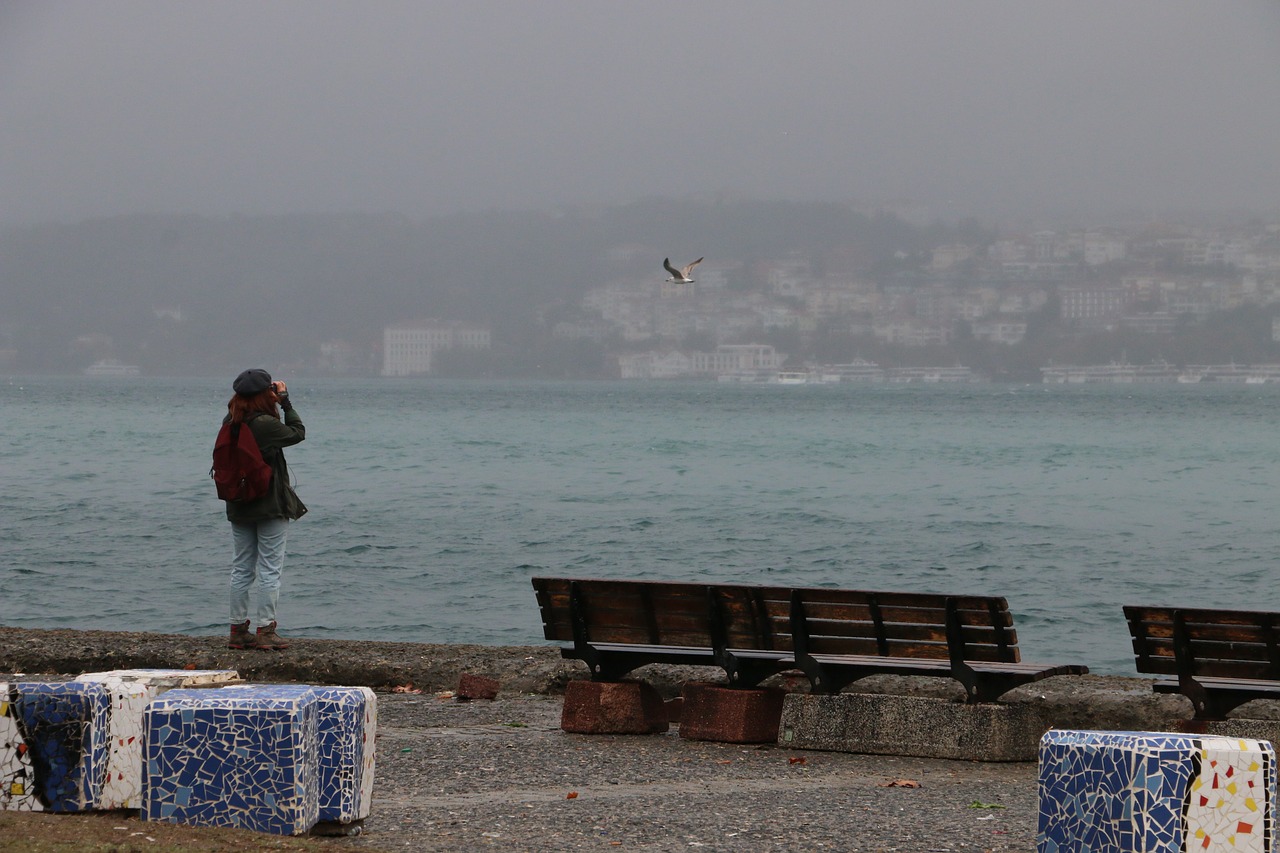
2, 1, 1279, 227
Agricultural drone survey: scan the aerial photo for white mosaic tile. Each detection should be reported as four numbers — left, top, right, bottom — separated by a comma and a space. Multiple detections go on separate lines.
0, 683, 42, 812
76, 669, 241, 689
1189, 737, 1272, 852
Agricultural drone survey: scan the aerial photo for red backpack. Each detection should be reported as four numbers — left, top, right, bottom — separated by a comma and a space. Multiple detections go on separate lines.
210, 417, 273, 502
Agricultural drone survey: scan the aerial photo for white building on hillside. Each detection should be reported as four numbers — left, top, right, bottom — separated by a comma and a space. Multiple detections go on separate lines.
382, 320, 491, 376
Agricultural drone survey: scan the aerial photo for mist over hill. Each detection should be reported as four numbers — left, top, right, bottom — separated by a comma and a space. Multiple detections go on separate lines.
5, 197, 1276, 381
0, 199, 953, 376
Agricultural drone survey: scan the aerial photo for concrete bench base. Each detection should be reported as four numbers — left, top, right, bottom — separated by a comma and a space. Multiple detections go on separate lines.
678, 683, 785, 744
560, 680, 669, 735
1180, 717, 1280, 747
778, 693, 1049, 761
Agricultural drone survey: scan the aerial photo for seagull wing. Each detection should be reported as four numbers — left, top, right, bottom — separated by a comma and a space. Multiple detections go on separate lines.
663, 258, 681, 277
681, 257, 704, 278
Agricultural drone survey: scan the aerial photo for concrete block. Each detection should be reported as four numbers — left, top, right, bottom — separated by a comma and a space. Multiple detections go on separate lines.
679, 682, 786, 744
560, 680, 669, 735
143, 684, 320, 835
1181, 717, 1280, 748
73, 669, 243, 810
778, 693, 1049, 761
457, 673, 500, 701
1, 681, 111, 812
1037, 729, 1277, 852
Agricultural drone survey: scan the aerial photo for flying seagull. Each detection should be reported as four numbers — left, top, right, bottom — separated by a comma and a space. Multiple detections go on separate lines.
664, 257, 704, 283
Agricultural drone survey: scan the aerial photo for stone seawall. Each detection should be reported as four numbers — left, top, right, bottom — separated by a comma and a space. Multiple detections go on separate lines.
3, 624, 1249, 735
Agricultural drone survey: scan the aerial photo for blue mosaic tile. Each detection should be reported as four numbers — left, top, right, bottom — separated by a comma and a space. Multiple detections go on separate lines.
2, 681, 111, 812
312, 686, 377, 824
1037, 729, 1277, 852
142, 685, 319, 835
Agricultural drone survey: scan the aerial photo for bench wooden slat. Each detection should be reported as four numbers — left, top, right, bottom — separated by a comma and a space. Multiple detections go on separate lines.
803, 619, 1015, 646
1128, 621, 1280, 647
1130, 657, 1279, 681
1126, 605, 1280, 626
803, 654, 1085, 685
1128, 639, 1274, 667
789, 601, 1013, 628
1152, 675, 1280, 692
803, 635, 1015, 663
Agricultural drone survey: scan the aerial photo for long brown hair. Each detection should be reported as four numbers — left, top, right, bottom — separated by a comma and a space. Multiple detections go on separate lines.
227, 389, 281, 424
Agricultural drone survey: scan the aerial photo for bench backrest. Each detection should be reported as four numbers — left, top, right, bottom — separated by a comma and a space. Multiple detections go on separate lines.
532, 578, 792, 651
791, 588, 1022, 663
532, 577, 1021, 662
1124, 605, 1280, 679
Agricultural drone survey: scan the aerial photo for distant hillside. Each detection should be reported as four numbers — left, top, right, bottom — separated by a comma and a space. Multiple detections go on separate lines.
0, 200, 950, 374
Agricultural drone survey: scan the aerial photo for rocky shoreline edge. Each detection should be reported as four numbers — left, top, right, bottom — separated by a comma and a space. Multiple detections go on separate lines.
0, 624, 1236, 733
0, 626, 580, 696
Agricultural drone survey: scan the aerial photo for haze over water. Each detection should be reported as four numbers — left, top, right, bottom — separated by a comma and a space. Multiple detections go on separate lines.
4, 376, 1279, 676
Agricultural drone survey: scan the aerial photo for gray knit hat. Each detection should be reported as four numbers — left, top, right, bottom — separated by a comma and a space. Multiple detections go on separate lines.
232, 368, 272, 396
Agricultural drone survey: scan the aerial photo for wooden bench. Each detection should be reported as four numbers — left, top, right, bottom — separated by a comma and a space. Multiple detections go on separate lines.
533, 578, 1087, 703
1125, 605, 1280, 720
531, 577, 798, 687
790, 588, 1089, 703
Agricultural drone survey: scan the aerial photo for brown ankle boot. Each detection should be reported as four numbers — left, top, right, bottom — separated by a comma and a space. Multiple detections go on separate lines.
228, 620, 253, 649
255, 621, 290, 651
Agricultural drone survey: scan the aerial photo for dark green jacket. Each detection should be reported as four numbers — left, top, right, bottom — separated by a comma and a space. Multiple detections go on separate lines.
223, 407, 308, 523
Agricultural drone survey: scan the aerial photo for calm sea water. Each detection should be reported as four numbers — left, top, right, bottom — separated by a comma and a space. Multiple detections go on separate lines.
4, 376, 1280, 676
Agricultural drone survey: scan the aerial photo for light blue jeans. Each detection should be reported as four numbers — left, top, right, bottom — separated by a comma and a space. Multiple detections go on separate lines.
229, 518, 289, 625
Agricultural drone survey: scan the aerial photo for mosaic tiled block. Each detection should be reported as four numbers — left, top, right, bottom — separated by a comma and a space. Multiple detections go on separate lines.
1038, 729, 1277, 852
1, 681, 111, 812
143, 685, 319, 835
0, 683, 41, 811
74, 669, 242, 809
313, 686, 377, 823
215, 684, 378, 825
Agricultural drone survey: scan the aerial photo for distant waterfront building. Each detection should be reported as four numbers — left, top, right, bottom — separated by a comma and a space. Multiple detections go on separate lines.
617, 349, 693, 379
617, 344, 785, 380
1120, 313, 1178, 335
872, 318, 952, 347
689, 343, 785, 377
1059, 285, 1127, 328
1083, 231, 1127, 266
970, 318, 1027, 345
381, 320, 491, 376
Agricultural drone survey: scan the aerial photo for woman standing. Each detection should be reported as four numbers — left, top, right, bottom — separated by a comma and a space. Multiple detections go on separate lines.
222, 368, 307, 650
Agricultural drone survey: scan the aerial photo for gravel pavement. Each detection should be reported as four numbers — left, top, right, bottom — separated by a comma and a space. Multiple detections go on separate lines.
345, 694, 1038, 852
